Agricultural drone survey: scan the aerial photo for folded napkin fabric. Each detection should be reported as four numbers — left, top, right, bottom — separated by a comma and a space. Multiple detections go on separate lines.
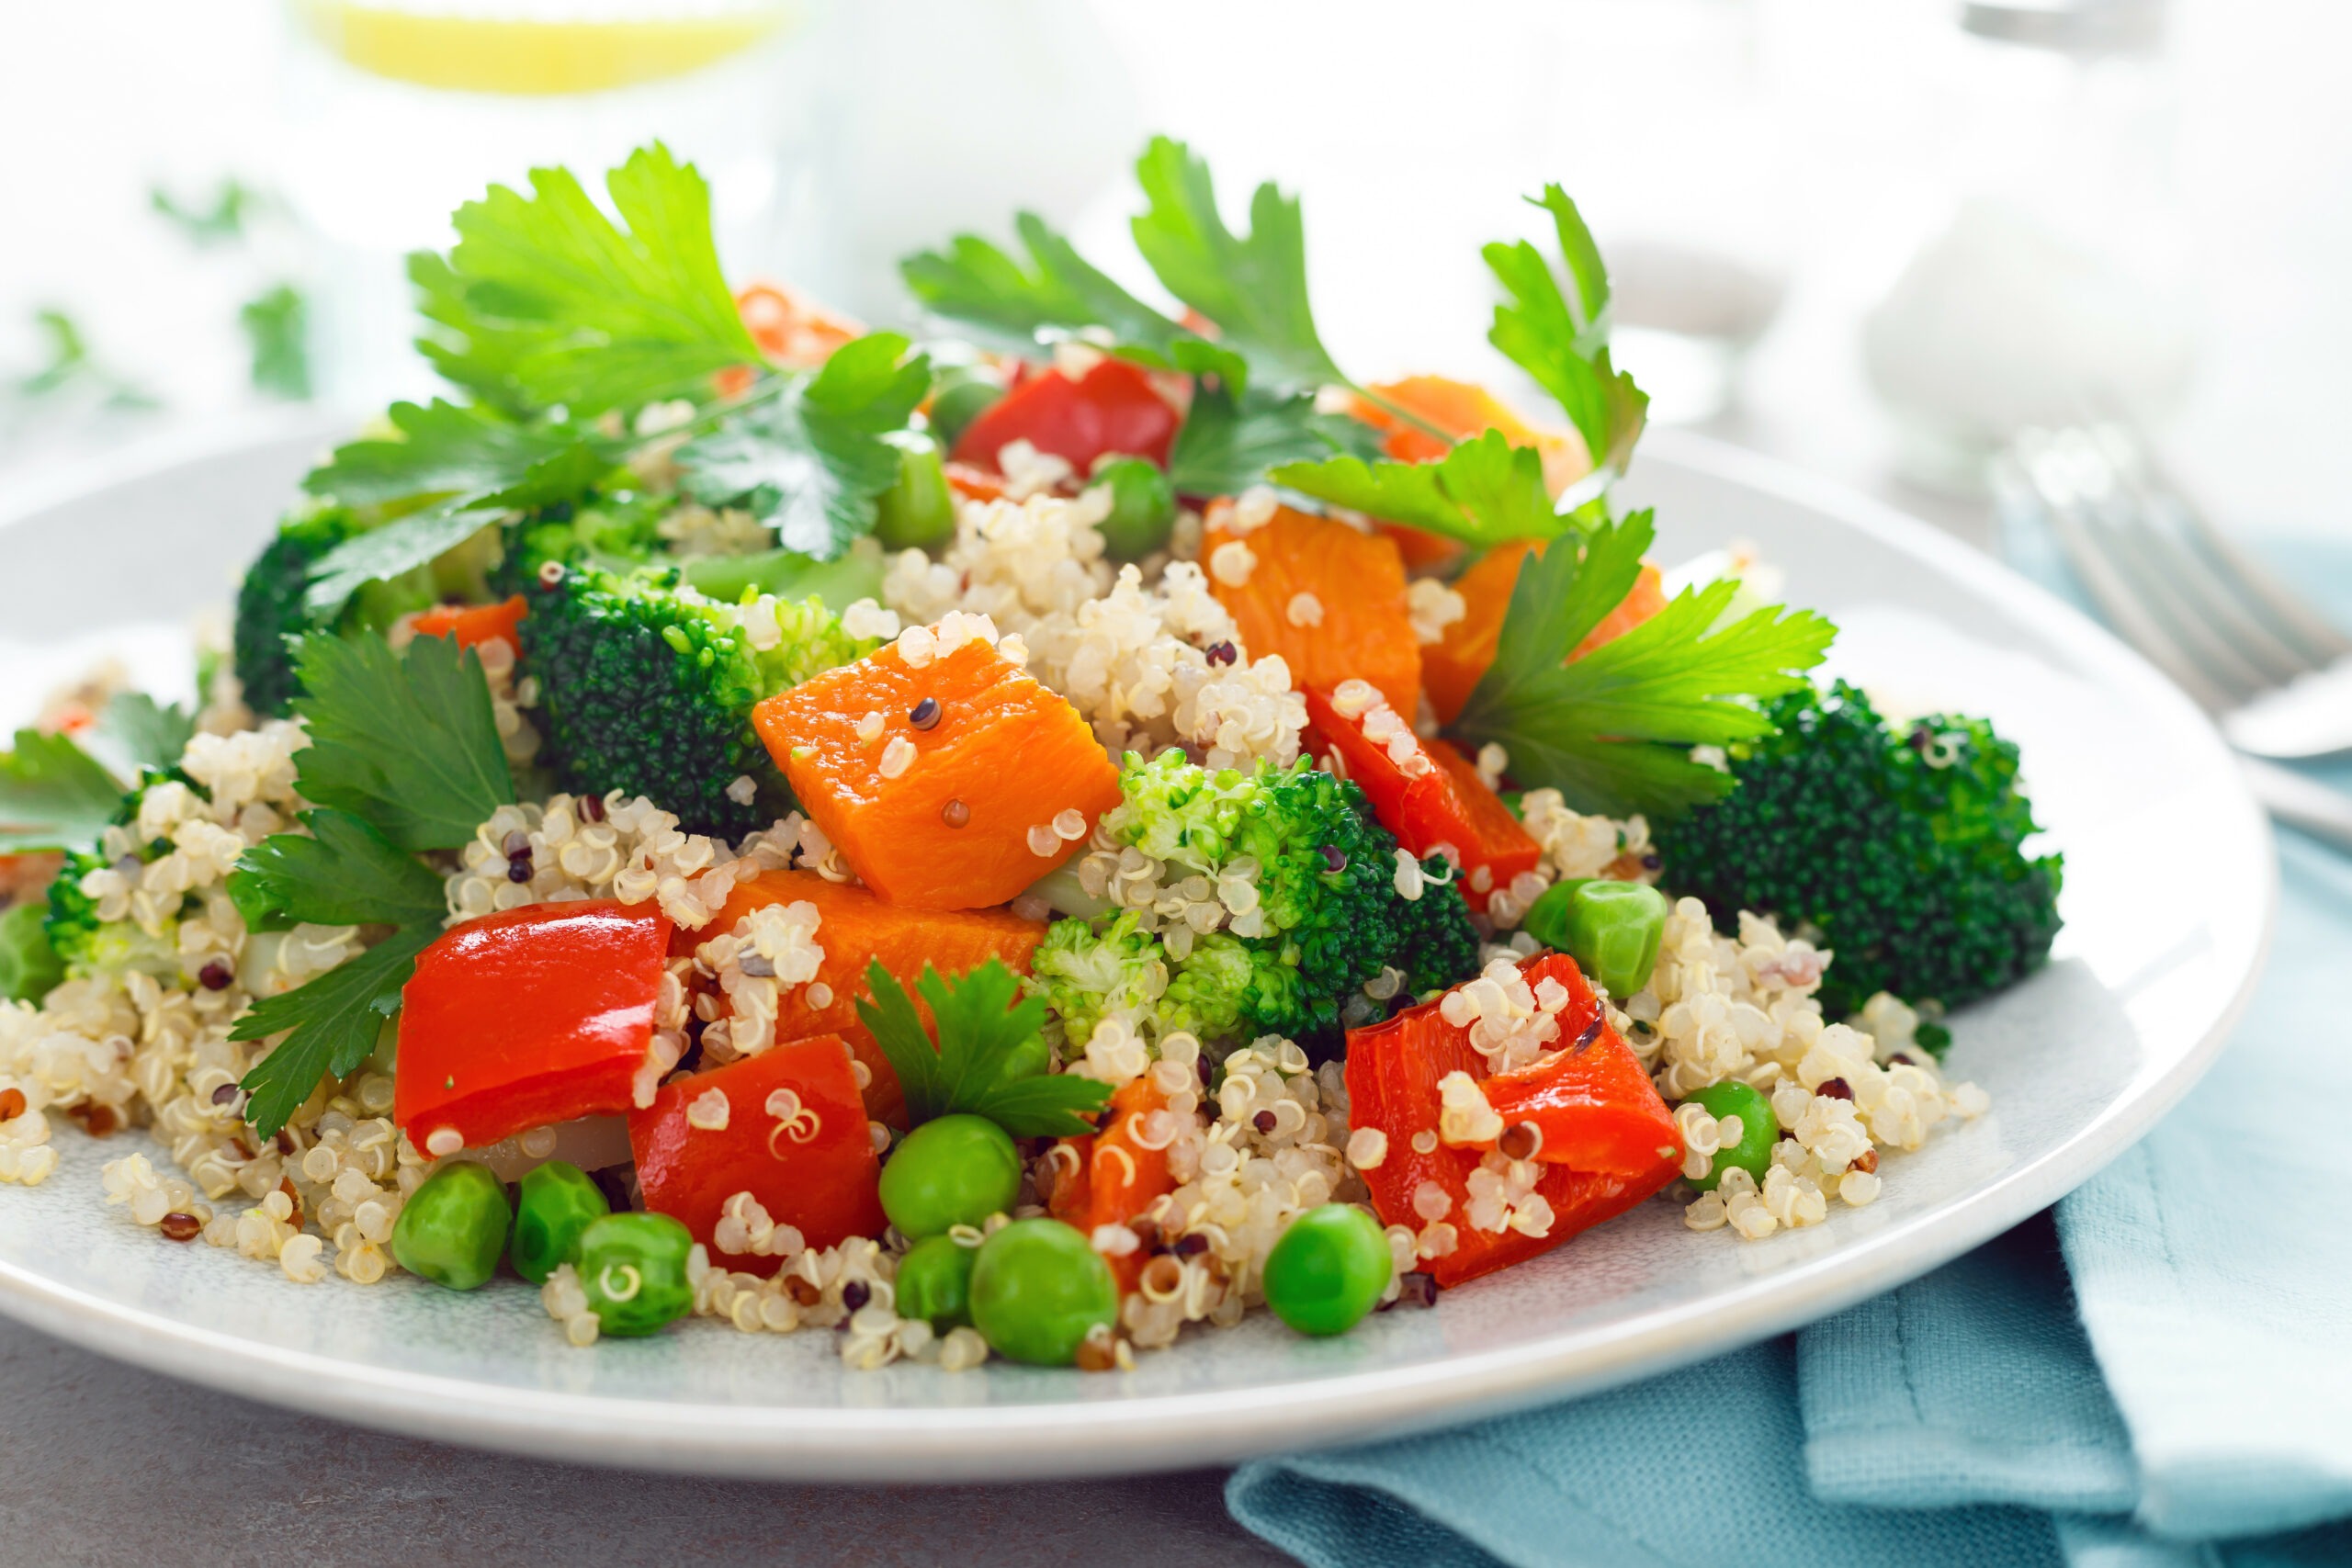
2055, 828, 2352, 1543
1227, 1337, 2060, 1568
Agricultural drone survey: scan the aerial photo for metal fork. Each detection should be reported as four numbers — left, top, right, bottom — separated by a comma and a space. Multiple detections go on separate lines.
1997, 423, 2352, 852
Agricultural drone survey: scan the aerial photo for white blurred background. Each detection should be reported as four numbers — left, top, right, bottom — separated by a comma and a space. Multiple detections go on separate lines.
3, 0, 2346, 545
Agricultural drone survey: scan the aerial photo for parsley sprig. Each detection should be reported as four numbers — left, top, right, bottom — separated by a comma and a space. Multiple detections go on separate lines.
676, 331, 933, 558
299, 141, 939, 610
1271, 429, 1572, 550
231, 632, 515, 1134
0, 692, 195, 853
1272, 186, 1645, 542
856, 959, 1111, 1138
901, 137, 1392, 491
1450, 512, 1835, 818
298, 400, 616, 616
0, 729, 128, 853
1484, 186, 1648, 479
412, 141, 762, 418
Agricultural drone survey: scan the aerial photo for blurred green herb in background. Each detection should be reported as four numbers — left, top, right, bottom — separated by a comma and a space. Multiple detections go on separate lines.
148, 178, 260, 246
241, 284, 312, 400
13, 308, 156, 409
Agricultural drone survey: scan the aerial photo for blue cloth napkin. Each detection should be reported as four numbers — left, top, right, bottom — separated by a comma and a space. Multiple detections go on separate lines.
1228, 537, 2352, 1567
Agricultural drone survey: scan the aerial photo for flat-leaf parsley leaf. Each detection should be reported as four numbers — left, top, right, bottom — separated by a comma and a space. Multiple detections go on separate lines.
288, 630, 515, 852
675, 332, 931, 558
412, 141, 762, 417
857, 959, 1111, 1138
1451, 511, 1836, 818
0, 728, 127, 854
1484, 186, 1648, 479
1272, 429, 1573, 549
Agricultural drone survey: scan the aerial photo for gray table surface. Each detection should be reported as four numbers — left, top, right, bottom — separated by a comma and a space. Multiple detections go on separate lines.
0, 1315, 1294, 1567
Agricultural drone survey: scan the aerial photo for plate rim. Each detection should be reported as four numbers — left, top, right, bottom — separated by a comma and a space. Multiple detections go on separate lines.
0, 423, 2278, 1481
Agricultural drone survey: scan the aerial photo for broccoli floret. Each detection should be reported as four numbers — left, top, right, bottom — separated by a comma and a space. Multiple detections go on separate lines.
41, 773, 187, 982
232, 506, 364, 717
232, 503, 492, 716
1654, 680, 2063, 1020
1036, 752, 1480, 1052
1029, 910, 1256, 1046
512, 560, 877, 839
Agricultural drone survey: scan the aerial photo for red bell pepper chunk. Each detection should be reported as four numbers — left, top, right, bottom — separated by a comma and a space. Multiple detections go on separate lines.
1045, 1076, 1175, 1293
950, 357, 1180, 476
396, 900, 673, 1153
412, 594, 526, 650
1343, 953, 1682, 1289
1477, 957, 1684, 1179
1304, 687, 1540, 914
630, 1034, 887, 1276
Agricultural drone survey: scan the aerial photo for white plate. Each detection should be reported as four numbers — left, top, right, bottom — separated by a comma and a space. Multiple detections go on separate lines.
0, 427, 2272, 1481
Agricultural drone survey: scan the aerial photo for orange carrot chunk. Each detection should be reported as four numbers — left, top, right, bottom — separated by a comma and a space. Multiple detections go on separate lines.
1046, 1076, 1174, 1294
752, 630, 1122, 911
1202, 502, 1422, 720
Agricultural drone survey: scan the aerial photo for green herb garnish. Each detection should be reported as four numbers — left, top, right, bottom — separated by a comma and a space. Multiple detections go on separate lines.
1272, 429, 1571, 549
1450, 511, 1835, 818
1165, 385, 1377, 499
411, 141, 761, 418
230, 629, 516, 1133
287, 630, 515, 852
856, 959, 1111, 1138
0, 728, 132, 854
149, 179, 259, 245
1484, 185, 1647, 479
676, 331, 933, 558
240, 283, 312, 400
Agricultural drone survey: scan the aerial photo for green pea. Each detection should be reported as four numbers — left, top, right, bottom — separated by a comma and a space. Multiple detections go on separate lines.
927, 370, 1004, 451
1685, 1079, 1779, 1191
1087, 457, 1177, 559
875, 432, 956, 550
390, 1160, 511, 1291
576, 1212, 696, 1337
1522, 878, 1668, 998
878, 1113, 1022, 1240
509, 1160, 611, 1284
895, 1234, 978, 1330
1261, 1203, 1393, 1337
968, 1217, 1118, 1366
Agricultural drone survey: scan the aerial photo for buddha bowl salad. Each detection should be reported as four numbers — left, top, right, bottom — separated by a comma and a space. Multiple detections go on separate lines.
0, 141, 2061, 1371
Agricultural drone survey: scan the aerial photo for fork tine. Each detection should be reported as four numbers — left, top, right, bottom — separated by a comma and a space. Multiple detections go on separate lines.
2072, 432, 2315, 690
2002, 434, 2238, 714
2094, 422, 2352, 667
2050, 434, 2277, 705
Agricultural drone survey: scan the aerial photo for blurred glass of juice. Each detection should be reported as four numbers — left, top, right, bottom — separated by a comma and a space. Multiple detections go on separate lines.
275, 0, 842, 407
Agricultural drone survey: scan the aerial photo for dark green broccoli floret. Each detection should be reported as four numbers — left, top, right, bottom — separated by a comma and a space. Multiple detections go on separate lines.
232, 504, 490, 716
233, 506, 363, 717
1032, 752, 1481, 1053
512, 560, 876, 839
1654, 680, 2063, 1021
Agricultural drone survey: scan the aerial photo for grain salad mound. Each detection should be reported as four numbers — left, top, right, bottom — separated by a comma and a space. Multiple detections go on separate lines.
0, 134, 2052, 1374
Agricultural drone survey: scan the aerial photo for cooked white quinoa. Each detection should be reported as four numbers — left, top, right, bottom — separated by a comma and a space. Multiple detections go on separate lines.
0, 586, 1989, 1369
883, 490, 1307, 771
